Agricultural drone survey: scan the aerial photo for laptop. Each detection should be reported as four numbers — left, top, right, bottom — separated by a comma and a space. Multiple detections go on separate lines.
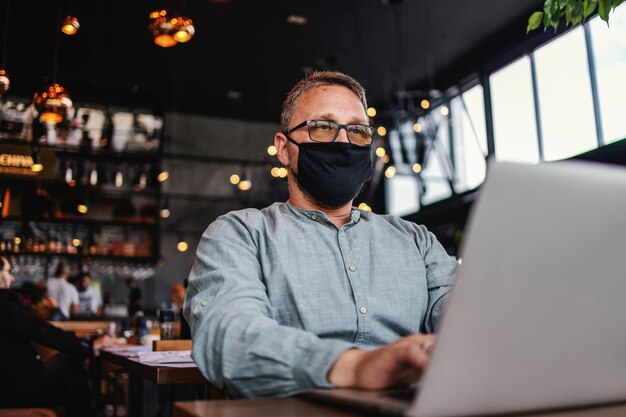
307, 160, 626, 416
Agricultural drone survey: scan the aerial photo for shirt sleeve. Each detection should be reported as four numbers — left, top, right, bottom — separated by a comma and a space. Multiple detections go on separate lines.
413, 224, 459, 333
184, 213, 355, 398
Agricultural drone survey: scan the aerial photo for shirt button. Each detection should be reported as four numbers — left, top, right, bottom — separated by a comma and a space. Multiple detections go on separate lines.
359, 307, 368, 314
201, 299, 208, 307
348, 265, 357, 272
311, 214, 318, 220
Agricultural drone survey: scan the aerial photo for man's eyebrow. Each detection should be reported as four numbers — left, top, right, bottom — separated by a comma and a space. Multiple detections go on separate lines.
310, 113, 369, 125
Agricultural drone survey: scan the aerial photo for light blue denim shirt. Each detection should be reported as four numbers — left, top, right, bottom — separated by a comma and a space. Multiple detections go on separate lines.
184, 202, 458, 398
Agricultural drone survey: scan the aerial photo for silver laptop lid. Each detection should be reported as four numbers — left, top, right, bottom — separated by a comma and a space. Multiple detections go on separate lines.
410, 160, 626, 417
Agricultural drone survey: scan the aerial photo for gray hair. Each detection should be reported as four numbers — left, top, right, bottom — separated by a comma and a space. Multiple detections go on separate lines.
280, 71, 368, 134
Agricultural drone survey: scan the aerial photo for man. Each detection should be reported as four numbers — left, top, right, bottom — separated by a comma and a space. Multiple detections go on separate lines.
0, 256, 99, 416
47, 261, 79, 319
126, 277, 143, 317
76, 272, 102, 317
184, 71, 458, 398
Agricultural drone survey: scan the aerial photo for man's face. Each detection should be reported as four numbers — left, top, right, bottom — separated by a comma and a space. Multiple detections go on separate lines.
1, 258, 15, 289
277, 85, 369, 174
79, 276, 91, 291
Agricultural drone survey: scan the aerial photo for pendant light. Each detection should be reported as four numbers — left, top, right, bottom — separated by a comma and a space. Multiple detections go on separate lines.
61, 16, 80, 35
33, 83, 73, 124
33, 2, 73, 124
148, 9, 195, 48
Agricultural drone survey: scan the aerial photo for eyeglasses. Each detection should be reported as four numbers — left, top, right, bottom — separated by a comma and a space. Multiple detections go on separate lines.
286, 120, 374, 147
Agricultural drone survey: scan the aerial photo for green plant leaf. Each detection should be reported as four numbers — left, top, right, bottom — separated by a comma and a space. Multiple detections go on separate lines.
598, 0, 610, 22
613, 0, 625, 8
572, 1, 584, 16
583, 0, 597, 18
566, 5, 573, 24
544, 0, 559, 16
527, 11, 545, 32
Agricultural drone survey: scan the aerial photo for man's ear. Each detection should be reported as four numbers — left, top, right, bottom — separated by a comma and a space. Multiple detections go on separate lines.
275, 132, 291, 167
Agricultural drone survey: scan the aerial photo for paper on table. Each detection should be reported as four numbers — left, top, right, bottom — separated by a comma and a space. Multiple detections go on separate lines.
137, 350, 195, 367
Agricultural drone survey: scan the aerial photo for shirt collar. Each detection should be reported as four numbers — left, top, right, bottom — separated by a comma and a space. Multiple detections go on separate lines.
282, 202, 362, 228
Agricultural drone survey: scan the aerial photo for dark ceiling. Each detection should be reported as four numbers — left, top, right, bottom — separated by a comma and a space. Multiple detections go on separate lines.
2, 0, 546, 124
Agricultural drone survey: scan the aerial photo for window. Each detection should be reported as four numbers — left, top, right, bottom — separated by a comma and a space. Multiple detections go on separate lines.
417, 110, 454, 205
451, 85, 487, 192
490, 56, 540, 164
386, 174, 420, 216
589, 5, 626, 144
534, 27, 597, 160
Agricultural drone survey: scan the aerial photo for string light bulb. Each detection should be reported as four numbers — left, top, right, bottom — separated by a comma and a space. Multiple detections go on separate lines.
238, 180, 252, 191
384, 166, 396, 179
377, 126, 387, 137
367, 107, 377, 117
61, 16, 80, 35
157, 170, 169, 183
177, 240, 188, 252
375, 147, 386, 158
230, 174, 240, 185
267, 145, 277, 156
420, 99, 430, 110
77, 204, 88, 214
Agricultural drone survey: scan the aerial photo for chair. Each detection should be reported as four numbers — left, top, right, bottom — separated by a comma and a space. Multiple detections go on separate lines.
151, 339, 228, 400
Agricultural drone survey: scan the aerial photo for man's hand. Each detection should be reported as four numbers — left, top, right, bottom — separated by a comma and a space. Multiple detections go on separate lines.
328, 334, 435, 389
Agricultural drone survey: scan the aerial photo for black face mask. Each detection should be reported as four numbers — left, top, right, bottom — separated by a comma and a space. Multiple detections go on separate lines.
286, 137, 373, 207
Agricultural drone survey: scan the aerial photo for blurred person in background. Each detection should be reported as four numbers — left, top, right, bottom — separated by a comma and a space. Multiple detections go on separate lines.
170, 283, 185, 310
0, 256, 109, 416
126, 277, 143, 317
47, 262, 79, 320
76, 272, 103, 317
18, 281, 65, 321
171, 281, 191, 339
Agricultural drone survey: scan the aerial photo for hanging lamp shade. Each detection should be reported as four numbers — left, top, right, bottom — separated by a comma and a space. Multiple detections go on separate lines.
33, 83, 73, 124
0, 69, 9, 97
148, 10, 194, 48
61, 16, 80, 35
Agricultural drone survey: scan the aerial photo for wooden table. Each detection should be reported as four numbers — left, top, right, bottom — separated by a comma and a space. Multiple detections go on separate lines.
173, 398, 626, 417
101, 347, 207, 385
49, 320, 113, 338
101, 347, 220, 417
